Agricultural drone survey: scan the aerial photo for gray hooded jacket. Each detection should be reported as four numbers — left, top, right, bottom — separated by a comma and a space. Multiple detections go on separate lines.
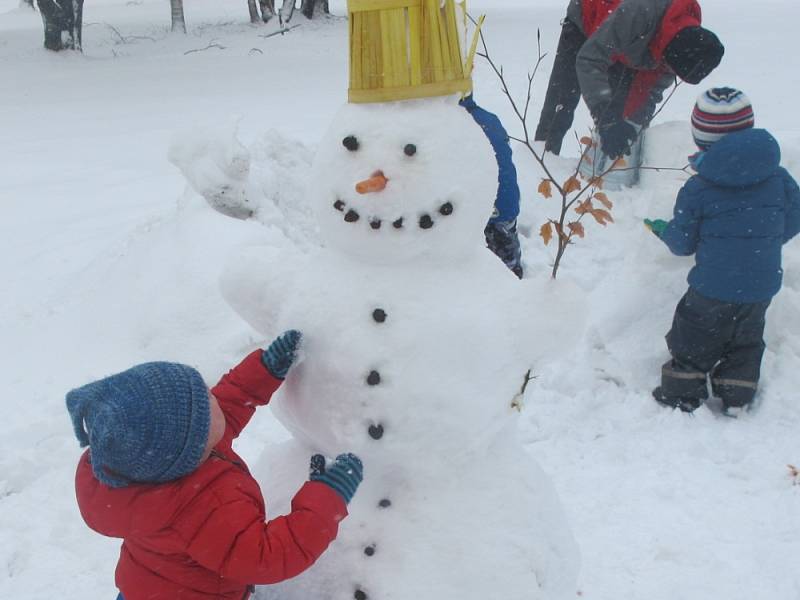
567, 0, 692, 121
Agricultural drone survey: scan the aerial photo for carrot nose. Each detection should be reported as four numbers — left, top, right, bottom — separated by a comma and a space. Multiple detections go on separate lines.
356, 171, 388, 194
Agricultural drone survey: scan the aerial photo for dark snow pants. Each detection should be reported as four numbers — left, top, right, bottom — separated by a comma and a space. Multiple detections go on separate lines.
485, 219, 523, 278
661, 288, 771, 408
535, 19, 587, 155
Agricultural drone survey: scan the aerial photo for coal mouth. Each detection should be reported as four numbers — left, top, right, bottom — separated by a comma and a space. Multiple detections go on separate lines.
332, 198, 454, 231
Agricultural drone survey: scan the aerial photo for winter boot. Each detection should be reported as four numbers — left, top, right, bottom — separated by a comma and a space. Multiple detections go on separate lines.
653, 359, 709, 413
652, 386, 702, 413
720, 403, 753, 419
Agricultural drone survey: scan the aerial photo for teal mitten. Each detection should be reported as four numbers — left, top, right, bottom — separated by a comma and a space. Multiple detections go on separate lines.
261, 330, 302, 379
644, 218, 668, 237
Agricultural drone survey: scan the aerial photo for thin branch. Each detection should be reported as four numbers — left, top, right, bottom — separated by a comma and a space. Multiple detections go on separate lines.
471, 17, 563, 194
616, 163, 691, 174
184, 42, 226, 55
648, 79, 682, 125
84, 21, 156, 44
511, 369, 536, 412
259, 23, 301, 38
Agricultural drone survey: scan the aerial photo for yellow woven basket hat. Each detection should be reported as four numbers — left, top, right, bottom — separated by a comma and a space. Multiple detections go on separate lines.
348, 0, 484, 104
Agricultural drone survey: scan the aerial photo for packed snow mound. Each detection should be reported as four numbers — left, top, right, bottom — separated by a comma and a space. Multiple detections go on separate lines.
169, 121, 254, 219
170, 122, 319, 248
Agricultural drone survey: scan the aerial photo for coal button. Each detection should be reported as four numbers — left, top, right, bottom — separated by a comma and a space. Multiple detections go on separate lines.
368, 424, 384, 440
367, 370, 381, 386
372, 309, 387, 323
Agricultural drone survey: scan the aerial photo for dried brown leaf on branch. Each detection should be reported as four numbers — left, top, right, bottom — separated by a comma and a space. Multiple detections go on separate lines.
563, 176, 581, 193
594, 192, 613, 210
611, 157, 627, 169
554, 222, 567, 241
589, 208, 614, 226
575, 199, 593, 215
567, 221, 585, 238
537, 179, 553, 199
789, 464, 799, 485
540, 222, 553, 246
580, 136, 594, 147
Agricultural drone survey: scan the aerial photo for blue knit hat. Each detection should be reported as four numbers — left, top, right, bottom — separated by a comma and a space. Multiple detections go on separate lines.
66, 362, 210, 488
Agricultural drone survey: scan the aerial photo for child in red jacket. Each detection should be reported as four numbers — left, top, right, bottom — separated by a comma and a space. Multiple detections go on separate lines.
66, 330, 363, 600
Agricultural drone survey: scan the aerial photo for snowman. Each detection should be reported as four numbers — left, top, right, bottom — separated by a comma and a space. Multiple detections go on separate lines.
208, 2, 582, 598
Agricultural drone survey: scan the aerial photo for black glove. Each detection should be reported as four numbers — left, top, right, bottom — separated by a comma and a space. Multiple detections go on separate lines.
598, 120, 638, 159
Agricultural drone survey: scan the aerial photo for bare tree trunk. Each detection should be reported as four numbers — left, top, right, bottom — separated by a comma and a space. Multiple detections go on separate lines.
300, 0, 328, 20
279, 0, 294, 23
248, 0, 260, 23
171, 0, 186, 33
38, 0, 84, 51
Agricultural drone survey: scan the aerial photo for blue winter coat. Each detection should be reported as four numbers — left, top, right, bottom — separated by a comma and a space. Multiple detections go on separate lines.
661, 128, 800, 303
460, 95, 521, 223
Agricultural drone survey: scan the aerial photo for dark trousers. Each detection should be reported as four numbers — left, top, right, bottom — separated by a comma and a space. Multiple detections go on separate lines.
535, 19, 586, 155
485, 219, 523, 278
661, 288, 770, 408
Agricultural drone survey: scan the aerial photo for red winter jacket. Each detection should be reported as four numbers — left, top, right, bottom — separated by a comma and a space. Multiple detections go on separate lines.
75, 350, 347, 600
571, 0, 702, 119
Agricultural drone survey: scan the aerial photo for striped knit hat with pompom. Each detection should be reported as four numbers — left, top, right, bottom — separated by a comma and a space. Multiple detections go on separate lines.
691, 88, 754, 150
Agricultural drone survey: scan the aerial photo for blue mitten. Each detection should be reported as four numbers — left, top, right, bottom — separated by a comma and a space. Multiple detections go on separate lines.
309, 453, 363, 504
261, 330, 302, 379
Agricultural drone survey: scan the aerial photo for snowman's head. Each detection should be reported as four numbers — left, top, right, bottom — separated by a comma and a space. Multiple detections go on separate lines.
311, 96, 498, 264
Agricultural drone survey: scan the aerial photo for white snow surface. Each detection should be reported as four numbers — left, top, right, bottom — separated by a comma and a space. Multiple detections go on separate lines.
1, 1, 799, 599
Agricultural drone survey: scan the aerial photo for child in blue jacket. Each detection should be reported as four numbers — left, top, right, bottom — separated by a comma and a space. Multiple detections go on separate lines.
645, 88, 800, 414
460, 94, 523, 278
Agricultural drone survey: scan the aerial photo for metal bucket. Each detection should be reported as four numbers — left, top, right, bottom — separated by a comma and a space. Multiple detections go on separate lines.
578, 126, 645, 189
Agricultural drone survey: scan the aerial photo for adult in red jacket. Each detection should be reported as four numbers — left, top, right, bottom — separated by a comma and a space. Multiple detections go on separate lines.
69, 332, 362, 600
535, 0, 724, 157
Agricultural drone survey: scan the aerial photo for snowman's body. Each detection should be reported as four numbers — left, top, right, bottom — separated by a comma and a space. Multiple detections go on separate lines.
222, 98, 579, 600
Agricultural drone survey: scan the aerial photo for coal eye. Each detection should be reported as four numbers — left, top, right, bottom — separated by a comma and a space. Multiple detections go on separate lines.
343, 136, 360, 151
404, 143, 417, 157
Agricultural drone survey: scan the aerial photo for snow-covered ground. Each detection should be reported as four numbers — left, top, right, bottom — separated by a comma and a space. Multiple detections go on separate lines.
1, 1, 799, 599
